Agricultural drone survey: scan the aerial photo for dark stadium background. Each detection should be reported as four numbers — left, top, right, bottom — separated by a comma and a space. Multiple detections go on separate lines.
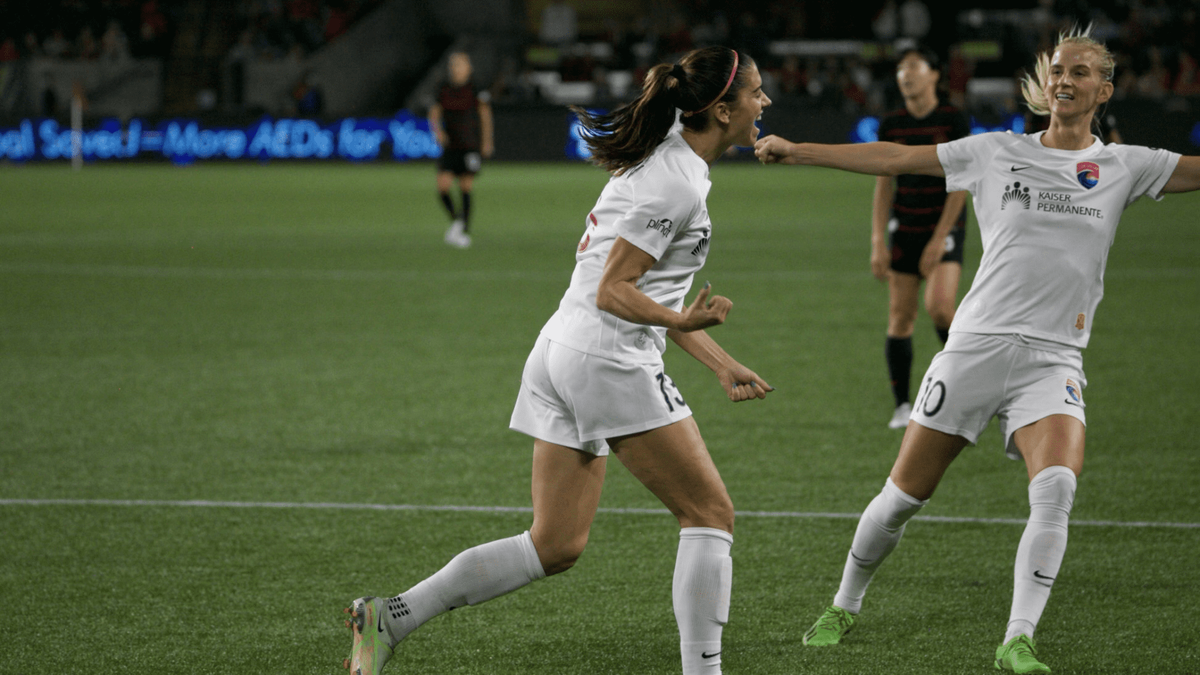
2, 0, 1198, 161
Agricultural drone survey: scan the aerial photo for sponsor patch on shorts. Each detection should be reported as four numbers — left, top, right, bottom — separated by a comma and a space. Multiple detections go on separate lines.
1065, 378, 1084, 406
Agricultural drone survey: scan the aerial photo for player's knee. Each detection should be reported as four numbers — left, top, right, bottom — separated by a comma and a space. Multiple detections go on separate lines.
684, 494, 735, 534
539, 532, 589, 576
927, 302, 955, 329
1029, 464, 1077, 512
888, 317, 916, 337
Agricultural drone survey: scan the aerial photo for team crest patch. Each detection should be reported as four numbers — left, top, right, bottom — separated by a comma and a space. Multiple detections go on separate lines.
1076, 161, 1099, 189
1065, 378, 1083, 405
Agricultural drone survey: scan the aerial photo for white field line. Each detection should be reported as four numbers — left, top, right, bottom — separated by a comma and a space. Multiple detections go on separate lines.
0, 262, 1195, 282
0, 498, 1196, 529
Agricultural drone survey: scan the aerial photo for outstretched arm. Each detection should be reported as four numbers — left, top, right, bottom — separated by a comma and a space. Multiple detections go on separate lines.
667, 328, 774, 402
755, 136, 944, 177
1162, 156, 1200, 193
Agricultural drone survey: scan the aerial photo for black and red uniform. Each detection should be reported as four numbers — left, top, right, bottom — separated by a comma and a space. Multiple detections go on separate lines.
878, 102, 971, 275
436, 83, 489, 175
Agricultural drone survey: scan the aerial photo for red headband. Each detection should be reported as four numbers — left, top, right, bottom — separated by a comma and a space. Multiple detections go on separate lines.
686, 51, 739, 116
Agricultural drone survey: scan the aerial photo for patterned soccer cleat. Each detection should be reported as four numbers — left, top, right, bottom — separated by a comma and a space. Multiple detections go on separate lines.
994, 634, 1052, 674
802, 605, 856, 646
343, 597, 394, 675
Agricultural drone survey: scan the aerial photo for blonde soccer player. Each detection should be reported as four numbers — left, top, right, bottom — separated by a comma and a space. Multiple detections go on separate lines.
756, 26, 1199, 674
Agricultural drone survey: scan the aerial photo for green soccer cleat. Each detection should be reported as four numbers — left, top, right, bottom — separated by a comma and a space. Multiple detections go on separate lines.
803, 605, 856, 646
343, 597, 394, 675
995, 634, 1051, 674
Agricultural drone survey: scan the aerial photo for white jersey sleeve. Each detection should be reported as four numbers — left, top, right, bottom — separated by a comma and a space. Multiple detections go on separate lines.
937, 132, 1006, 195
1111, 143, 1180, 206
613, 165, 702, 260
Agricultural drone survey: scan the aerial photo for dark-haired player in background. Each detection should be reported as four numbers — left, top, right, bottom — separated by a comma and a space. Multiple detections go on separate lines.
872, 47, 970, 429
429, 51, 493, 249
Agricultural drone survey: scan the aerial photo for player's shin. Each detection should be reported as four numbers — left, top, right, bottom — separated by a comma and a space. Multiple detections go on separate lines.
833, 477, 927, 613
384, 531, 546, 645
674, 527, 733, 674
1006, 465, 1076, 642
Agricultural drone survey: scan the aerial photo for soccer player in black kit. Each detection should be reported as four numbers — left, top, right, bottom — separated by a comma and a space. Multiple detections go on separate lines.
870, 47, 970, 429
428, 51, 493, 249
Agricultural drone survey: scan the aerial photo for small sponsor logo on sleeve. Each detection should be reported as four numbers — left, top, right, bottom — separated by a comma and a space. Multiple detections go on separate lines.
646, 217, 673, 237
1075, 313, 1086, 330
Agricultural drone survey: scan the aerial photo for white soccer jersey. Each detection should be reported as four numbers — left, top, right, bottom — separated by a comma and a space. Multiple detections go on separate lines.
937, 131, 1180, 348
540, 129, 713, 363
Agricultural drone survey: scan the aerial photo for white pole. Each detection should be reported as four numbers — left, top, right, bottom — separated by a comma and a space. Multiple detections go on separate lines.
71, 91, 82, 171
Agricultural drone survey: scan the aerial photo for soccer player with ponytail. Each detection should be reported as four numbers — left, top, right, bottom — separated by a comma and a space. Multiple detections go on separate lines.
343, 46, 773, 675
756, 26, 1199, 673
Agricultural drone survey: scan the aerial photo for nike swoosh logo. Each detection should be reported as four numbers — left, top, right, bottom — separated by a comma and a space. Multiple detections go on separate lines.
1064, 399, 1083, 407
1033, 570, 1055, 581
1010, 165, 1032, 172
702, 651, 721, 659
377, 614, 386, 634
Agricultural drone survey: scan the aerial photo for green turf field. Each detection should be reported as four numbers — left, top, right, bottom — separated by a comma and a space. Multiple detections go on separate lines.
1, 161, 1197, 674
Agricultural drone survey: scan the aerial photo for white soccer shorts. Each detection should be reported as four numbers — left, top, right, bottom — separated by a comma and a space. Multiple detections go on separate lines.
509, 334, 693, 455
910, 332, 1087, 460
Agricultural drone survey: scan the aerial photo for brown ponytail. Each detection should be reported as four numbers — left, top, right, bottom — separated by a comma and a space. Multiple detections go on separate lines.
571, 47, 754, 175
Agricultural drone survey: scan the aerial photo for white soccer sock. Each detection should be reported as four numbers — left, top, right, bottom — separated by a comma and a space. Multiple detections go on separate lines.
383, 531, 546, 646
833, 477, 927, 614
1006, 465, 1076, 643
674, 527, 734, 675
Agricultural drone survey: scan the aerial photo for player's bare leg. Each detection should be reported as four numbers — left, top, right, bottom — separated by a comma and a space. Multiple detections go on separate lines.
890, 422, 969, 500
924, 260, 960, 336
611, 418, 733, 674
887, 272, 921, 341
529, 440, 607, 575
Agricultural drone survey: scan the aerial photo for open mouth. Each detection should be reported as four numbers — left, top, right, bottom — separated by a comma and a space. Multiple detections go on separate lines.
1055, 93, 1075, 101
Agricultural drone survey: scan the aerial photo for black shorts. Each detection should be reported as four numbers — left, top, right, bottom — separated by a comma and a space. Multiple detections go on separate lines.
438, 149, 482, 176
889, 224, 965, 276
